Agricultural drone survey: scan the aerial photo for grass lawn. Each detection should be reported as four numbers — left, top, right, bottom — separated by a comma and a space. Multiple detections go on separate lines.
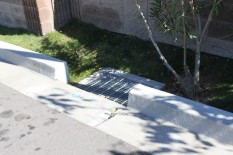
0, 21, 233, 112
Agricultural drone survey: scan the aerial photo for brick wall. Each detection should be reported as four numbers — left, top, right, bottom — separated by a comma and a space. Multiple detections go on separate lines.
22, 0, 55, 35
23, 0, 72, 35
0, 0, 72, 35
0, 0, 27, 29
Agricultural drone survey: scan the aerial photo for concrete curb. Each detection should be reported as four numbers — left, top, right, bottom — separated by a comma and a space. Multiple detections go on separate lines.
91, 67, 165, 89
128, 84, 233, 145
0, 41, 70, 83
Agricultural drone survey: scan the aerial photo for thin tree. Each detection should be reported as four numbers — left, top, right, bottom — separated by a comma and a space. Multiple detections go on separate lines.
135, 0, 223, 98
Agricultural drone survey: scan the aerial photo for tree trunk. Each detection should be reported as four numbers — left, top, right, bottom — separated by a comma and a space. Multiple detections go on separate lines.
194, 41, 201, 84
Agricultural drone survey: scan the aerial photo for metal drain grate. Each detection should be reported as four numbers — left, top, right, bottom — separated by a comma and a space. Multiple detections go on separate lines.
76, 68, 165, 106
77, 72, 137, 106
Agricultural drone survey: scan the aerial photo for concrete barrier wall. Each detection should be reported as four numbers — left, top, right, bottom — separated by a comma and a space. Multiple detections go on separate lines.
0, 41, 70, 83
78, 0, 233, 59
128, 84, 233, 145
0, 0, 27, 29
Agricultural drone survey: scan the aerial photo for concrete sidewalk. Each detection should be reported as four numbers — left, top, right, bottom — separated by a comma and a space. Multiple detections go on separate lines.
0, 60, 126, 127
0, 60, 233, 154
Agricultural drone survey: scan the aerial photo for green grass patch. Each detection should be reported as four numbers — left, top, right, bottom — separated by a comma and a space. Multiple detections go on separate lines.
0, 21, 232, 112
0, 25, 42, 50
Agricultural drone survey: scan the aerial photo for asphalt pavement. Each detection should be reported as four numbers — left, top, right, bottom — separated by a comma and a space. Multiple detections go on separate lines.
0, 83, 149, 155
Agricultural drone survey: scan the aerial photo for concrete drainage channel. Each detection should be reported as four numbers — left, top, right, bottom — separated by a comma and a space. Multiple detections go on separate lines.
76, 68, 165, 106
1, 41, 233, 153
76, 67, 165, 127
74, 70, 151, 128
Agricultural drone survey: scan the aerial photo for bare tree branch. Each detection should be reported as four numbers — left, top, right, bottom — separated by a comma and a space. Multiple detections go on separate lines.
135, 0, 181, 81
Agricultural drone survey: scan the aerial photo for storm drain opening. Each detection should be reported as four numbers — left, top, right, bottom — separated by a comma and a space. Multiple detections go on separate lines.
76, 68, 165, 106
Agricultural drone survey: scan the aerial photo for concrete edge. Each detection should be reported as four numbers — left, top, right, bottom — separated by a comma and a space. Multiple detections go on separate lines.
80, 67, 165, 90
128, 84, 233, 145
0, 41, 70, 83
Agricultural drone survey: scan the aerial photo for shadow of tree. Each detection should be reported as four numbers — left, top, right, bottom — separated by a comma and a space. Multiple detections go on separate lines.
114, 109, 232, 154
109, 150, 151, 155
59, 21, 176, 82
34, 87, 102, 115
38, 95, 84, 114
206, 83, 233, 112
127, 91, 233, 146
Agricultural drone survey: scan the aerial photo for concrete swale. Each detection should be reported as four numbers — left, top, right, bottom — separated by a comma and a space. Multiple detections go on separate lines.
76, 68, 165, 106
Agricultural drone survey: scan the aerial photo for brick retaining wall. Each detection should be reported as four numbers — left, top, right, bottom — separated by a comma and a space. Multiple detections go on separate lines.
0, 0, 72, 35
